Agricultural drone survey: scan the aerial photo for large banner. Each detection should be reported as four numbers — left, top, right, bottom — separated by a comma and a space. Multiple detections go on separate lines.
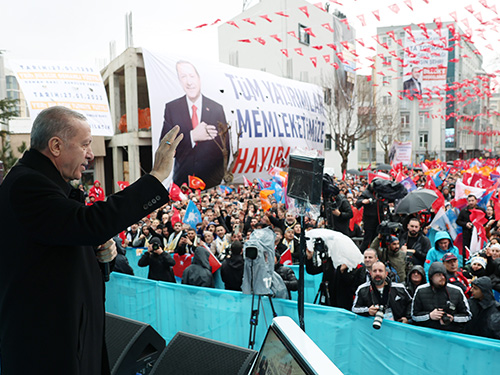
403, 29, 449, 97
143, 49, 325, 189
9, 60, 113, 136
389, 140, 412, 165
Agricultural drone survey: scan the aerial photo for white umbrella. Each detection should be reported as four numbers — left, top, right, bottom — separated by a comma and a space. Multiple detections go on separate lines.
306, 228, 364, 271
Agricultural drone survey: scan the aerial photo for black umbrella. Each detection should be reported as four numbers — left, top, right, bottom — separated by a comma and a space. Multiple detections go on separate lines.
395, 189, 438, 214
376, 163, 392, 171
372, 178, 408, 202
346, 169, 360, 176
359, 170, 369, 177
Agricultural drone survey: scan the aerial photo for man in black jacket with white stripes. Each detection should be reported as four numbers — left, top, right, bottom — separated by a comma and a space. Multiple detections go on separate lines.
352, 261, 412, 323
412, 261, 471, 333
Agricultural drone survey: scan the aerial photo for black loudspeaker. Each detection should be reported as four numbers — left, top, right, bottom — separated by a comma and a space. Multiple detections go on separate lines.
105, 313, 166, 375
151, 332, 257, 375
287, 155, 324, 205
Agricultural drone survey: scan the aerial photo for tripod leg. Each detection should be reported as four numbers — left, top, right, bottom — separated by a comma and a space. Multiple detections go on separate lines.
248, 295, 261, 350
267, 295, 278, 318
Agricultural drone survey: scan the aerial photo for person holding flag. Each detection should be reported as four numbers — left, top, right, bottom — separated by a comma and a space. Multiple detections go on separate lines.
457, 195, 485, 257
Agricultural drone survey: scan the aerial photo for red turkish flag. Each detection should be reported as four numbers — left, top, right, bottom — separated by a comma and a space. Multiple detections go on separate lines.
188, 176, 206, 190
169, 183, 187, 202
280, 249, 293, 266
208, 250, 221, 273
173, 253, 193, 278
117, 181, 130, 191
171, 207, 182, 226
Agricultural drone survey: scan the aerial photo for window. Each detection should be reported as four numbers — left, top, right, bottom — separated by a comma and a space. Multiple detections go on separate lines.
419, 112, 429, 128
382, 96, 392, 105
298, 24, 310, 45
401, 113, 410, 128
325, 134, 332, 151
419, 132, 428, 148
229, 51, 239, 67
401, 132, 410, 141
383, 76, 392, 86
383, 115, 392, 127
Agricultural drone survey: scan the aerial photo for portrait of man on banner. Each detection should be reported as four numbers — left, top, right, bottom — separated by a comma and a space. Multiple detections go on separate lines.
160, 60, 230, 189
403, 66, 422, 97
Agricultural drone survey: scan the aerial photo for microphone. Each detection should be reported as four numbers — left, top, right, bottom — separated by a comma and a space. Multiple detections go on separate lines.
103, 262, 111, 282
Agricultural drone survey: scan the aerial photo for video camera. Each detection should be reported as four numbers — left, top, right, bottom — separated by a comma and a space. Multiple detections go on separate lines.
313, 237, 329, 262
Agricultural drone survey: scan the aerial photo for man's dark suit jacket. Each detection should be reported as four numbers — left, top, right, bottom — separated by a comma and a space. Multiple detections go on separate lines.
403, 78, 422, 96
0, 149, 170, 374
160, 95, 229, 189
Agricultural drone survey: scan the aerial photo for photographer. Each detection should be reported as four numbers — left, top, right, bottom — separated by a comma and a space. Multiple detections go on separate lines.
370, 233, 407, 283
321, 175, 353, 236
306, 238, 364, 310
352, 261, 411, 324
356, 183, 386, 251
412, 262, 471, 332
138, 237, 176, 283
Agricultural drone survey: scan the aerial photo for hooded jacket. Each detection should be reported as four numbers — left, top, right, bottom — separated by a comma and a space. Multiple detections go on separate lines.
220, 253, 244, 291
465, 276, 500, 339
182, 247, 214, 288
411, 262, 471, 332
89, 180, 105, 201
424, 231, 462, 275
405, 265, 426, 298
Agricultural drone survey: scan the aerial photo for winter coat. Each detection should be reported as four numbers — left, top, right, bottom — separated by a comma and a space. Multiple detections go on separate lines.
352, 279, 412, 321
465, 277, 500, 339
330, 194, 353, 235
405, 265, 426, 298
274, 255, 298, 299
489, 258, 500, 293
182, 247, 214, 288
371, 237, 407, 283
138, 250, 176, 283
220, 254, 244, 291
399, 231, 431, 266
411, 262, 472, 332
456, 205, 485, 249
424, 231, 462, 275
0, 149, 170, 374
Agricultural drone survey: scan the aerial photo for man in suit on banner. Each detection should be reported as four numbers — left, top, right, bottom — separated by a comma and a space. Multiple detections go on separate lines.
403, 66, 422, 97
160, 60, 229, 189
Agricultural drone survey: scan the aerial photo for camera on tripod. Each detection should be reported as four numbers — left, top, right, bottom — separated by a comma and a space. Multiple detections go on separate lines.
313, 237, 329, 261
377, 220, 403, 244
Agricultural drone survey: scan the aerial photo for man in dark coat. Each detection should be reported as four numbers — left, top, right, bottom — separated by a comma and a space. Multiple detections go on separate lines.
160, 60, 229, 189
138, 237, 176, 282
274, 253, 299, 299
465, 276, 500, 339
399, 218, 431, 267
456, 194, 485, 256
330, 193, 353, 235
220, 241, 244, 291
182, 247, 214, 288
412, 262, 471, 333
0, 106, 182, 374
356, 183, 386, 251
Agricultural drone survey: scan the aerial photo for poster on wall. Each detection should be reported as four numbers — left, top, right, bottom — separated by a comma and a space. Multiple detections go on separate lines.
9, 60, 113, 136
143, 49, 325, 189
402, 29, 449, 98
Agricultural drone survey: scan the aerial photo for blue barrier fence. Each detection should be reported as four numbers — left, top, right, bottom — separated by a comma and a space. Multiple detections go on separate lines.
107, 251, 500, 375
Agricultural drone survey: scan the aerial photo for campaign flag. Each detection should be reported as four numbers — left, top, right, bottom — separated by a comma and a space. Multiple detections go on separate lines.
430, 207, 457, 240
169, 183, 188, 201
368, 172, 391, 183
183, 200, 202, 229
349, 206, 363, 232
270, 181, 284, 203
242, 175, 252, 187
401, 176, 417, 192
445, 208, 462, 236
260, 189, 275, 212
455, 179, 485, 200
280, 249, 293, 265
117, 181, 130, 190
188, 175, 206, 190
258, 179, 273, 189
208, 250, 222, 273
171, 206, 182, 226
470, 173, 493, 189
219, 185, 233, 194
173, 253, 193, 278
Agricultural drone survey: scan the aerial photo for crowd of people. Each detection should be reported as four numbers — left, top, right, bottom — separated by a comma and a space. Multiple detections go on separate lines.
99, 166, 500, 341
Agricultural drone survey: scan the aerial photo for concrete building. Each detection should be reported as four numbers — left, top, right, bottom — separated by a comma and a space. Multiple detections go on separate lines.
373, 22, 488, 164
218, 0, 359, 174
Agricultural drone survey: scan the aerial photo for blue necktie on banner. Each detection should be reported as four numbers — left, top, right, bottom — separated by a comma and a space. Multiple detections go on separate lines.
183, 200, 202, 229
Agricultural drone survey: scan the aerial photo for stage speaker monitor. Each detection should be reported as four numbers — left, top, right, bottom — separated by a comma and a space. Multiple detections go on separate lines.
287, 155, 324, 205
105, 313, 166, 375
151, 332, 257, 375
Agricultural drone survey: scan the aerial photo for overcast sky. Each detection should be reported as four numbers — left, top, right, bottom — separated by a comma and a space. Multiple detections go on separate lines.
1, 0, 499, 73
